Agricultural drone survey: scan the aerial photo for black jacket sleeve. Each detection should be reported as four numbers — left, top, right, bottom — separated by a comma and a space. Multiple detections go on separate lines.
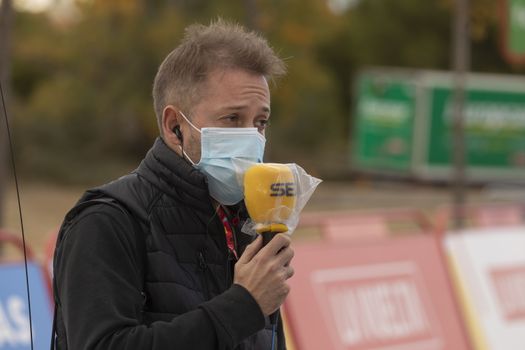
54, 204, 265, 349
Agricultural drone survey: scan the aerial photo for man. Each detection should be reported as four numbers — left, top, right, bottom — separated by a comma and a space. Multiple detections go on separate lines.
53, 20, 294, 350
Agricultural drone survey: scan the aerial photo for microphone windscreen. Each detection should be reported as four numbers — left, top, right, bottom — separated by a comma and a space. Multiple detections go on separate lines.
244, 163, 296, 224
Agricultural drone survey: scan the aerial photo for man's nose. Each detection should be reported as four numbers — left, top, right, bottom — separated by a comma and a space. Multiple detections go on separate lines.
241, 120, 255, 128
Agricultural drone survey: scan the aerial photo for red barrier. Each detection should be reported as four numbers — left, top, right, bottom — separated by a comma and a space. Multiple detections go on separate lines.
44, 228, 59, 279
0, 229, 35, 261
299, 208, 433, 242
0, 229, 53, 301
284, 235, 471, 350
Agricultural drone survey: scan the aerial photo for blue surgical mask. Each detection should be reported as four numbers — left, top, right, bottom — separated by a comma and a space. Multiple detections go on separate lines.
179, 111, 266, 205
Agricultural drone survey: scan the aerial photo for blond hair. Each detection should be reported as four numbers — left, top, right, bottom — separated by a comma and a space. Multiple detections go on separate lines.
152, 19, 286, 132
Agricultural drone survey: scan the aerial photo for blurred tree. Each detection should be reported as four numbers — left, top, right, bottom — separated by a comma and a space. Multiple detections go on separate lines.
256, 0, 346, 173
7, 0, 522, 183
317, 0, 451, 140
243, 0, 258, 30
315, 0, 524, 154
13, 1, 186, 183
441, 0, 523, 72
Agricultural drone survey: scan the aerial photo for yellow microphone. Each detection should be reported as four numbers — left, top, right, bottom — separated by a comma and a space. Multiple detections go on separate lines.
244, 163, 297, 326
244, 163, 297, 246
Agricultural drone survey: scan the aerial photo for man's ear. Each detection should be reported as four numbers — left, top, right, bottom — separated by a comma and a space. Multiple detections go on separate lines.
161, 105, 182, 147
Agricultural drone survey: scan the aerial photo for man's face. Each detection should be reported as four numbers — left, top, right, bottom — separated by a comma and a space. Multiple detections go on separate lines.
179, 68, 271, 163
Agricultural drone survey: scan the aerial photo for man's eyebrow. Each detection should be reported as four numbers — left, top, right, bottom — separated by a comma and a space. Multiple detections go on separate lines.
225, 105, 271, 114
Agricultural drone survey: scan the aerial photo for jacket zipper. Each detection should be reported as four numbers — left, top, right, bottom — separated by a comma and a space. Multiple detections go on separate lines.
226, 250, 234, 286
198, 251, 211, 300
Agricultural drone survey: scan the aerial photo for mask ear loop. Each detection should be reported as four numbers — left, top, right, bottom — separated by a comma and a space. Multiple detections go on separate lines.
178, 111, 199, 165
179, 144, 196, 165
179, 111, 202, 133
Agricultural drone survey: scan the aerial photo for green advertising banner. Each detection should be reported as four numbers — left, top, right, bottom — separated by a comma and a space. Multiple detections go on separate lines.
502, 0, 525, 63
352, 69, 525, 181
426, 87, 525, 169
352, 75, 415, 172
509, 0, 525, 54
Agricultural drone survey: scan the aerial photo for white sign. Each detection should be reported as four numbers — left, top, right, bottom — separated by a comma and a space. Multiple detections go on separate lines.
445, 226, 525, 349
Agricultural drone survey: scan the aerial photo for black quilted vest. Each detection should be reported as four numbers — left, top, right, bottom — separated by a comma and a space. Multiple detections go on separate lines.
58, 138, 283, 349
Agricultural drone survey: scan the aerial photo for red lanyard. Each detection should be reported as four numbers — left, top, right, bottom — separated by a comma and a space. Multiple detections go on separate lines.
216, 206, 238, 260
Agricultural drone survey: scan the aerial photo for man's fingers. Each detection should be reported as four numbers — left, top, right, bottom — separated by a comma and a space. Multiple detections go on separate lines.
285, 265, 294, 279
238, 235, 262, 264
276, 245, 294, 267
260, 233, 291, 257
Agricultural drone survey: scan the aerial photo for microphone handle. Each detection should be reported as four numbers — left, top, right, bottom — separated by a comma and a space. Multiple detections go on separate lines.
261, 231, 280, 325
262, 231, 277, 246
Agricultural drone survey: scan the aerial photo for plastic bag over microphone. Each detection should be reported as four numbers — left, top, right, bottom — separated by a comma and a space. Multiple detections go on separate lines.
233, 159, 322, 235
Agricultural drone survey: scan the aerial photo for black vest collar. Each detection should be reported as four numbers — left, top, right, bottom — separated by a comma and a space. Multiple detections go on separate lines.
136, 137, 213, 212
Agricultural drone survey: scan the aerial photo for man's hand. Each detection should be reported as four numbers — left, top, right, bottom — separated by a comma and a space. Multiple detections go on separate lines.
234, 233, 295, 316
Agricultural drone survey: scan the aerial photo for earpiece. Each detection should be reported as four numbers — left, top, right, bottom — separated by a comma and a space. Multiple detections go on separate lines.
173, 125, 183, 142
